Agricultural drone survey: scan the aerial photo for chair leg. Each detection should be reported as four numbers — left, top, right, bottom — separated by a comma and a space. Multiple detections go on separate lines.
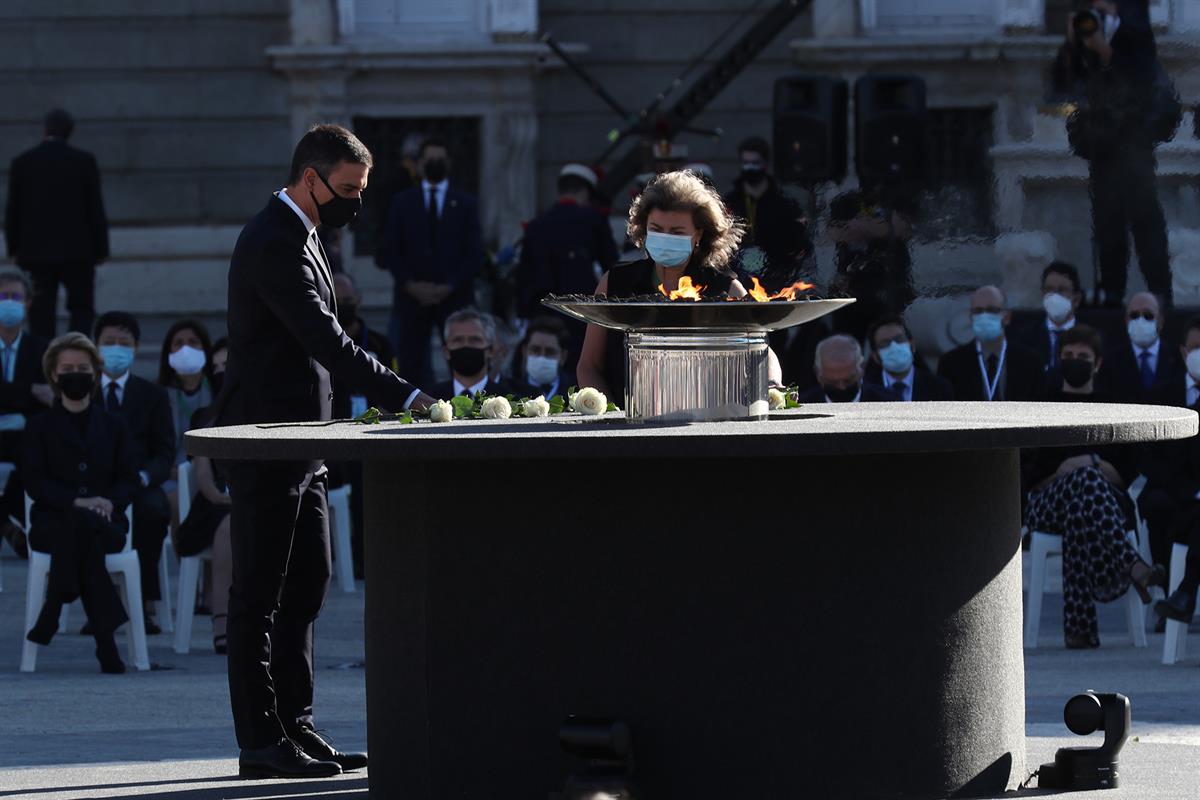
1025, 533, 1052, 649
330, 489, 355, 594
1164, 543, 1189, 665
158, 538, 173, 633
116, 557, 151, 671
21, 554, 50, 672
1126, 531, 1148, 648
173, 556, 202, 655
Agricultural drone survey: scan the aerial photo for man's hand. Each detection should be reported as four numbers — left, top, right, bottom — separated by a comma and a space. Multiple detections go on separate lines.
429, 283, 453, 304
31, 383, 53, 408
407, 392, 438, 414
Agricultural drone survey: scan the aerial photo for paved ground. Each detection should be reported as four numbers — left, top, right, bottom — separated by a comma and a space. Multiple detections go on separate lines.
0, 547, 1197, 798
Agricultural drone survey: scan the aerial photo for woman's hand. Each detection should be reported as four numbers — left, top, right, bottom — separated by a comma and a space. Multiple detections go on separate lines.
74, 496, 114, 520
1055, 454, 1094, 479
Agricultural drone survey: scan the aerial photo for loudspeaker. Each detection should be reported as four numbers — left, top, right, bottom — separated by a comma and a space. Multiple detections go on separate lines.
854, 75, 927, 183
772, 76, 848, 184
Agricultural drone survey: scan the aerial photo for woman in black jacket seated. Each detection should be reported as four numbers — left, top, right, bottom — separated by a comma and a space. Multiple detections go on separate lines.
1024, 325, 1166, 649
23, 332, 139, 673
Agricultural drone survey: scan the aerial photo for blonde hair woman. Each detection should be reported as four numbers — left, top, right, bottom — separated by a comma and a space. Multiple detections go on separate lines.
576, 170, 780, 400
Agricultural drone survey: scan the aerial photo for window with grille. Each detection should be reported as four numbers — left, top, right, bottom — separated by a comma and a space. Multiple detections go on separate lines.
918, 108, 996, 239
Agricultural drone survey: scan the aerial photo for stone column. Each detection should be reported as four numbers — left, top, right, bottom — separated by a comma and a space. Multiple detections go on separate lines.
289, 0, 337, 45
1149, 0, 1170, 29
285, 68, 352, 141
1003, 0, 1045, 32
486, 109, 538, 246
813, 0, 857, 37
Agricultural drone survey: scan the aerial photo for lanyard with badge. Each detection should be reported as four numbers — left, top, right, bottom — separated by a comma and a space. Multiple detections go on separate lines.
976, 340, 1007, 402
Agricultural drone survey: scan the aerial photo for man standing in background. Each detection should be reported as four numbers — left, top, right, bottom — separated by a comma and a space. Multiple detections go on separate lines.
5, 109, 108, 338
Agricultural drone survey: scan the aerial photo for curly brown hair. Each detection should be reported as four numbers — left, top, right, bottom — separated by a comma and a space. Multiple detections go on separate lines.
627, 170, 744, 275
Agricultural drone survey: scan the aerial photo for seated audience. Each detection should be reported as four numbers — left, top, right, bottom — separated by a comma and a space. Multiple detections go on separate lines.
1011, 261, 1084, 372
519, 316, 574, 400
95, 311, 175, 634
176, 337, 231, 654
0, 269, 51, 556
1100, 291, 1178, 403
158, 319, 216, 527
937, 285, 1044, 401
429, 308, 524, 400
23, 333, 138, 673
1022, 325, 1166, 648
799, 334, 897, 403
863, 315, 952, 401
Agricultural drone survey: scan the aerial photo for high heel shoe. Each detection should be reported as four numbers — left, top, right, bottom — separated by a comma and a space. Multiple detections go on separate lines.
1130, 561, 1167, 605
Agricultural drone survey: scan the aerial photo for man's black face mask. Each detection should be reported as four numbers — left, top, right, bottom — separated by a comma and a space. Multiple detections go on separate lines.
310, 171, 361, 229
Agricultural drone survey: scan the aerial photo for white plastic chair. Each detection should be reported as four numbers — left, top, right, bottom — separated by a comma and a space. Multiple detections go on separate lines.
0, 460, 15, 592
173, 461, 213, 654
1024, 529, 1147, 649
1161, 543, 1200, 664
21, 496, 149, 671
328, 484, 355, 594
157, 535, 173, 634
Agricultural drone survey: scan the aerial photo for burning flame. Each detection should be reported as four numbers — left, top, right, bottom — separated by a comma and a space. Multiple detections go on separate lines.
745, 277, 815, 302
658, 275, 706, 301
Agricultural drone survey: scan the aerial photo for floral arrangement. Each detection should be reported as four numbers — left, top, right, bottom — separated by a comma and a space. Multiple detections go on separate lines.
354, 387, 619, 425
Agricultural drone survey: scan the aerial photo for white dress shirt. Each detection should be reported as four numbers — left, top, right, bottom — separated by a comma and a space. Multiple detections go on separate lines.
453, 376, 490, 397
1187, 373, 1199, 409
423, 180, 449, 216
1132, 337, 1160, 378
101, 371, 130, 405
882, 368, 915, 402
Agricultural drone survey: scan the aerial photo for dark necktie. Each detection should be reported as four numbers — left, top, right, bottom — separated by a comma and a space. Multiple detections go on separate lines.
893, 381, 908, 401
428, 187, 439, 241
1048, 330, 1059, 368
1139, 351, 1154, 391
106, 382, 120, 414
986, 353, 999, 382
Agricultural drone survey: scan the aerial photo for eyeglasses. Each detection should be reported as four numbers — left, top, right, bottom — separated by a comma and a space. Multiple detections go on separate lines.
0, 292, 25, 302
1127, 311, 1156, 321
971, 307, 1004, 315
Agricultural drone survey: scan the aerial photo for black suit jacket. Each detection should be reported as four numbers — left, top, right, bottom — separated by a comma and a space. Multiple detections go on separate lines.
1008, 315, 1060, 372
936, 340, 1045, 401
221, 195, 419, 432
798, 383, 898, 404
863, 364, 953, 401
429, 376, 525, 402
5, 140, 109, 267
1139, 374, 1196, 502
516, 202, 618, 317
0, 332, 49, 415
110, 375, 176, 489
378, 185, 483, 310
1098, 334, 1180, 403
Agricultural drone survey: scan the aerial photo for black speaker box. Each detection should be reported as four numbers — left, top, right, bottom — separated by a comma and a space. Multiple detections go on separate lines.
854, 75, 927, 183
772, 75, 848, 184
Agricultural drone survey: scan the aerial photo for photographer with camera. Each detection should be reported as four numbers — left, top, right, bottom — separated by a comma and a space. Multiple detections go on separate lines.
1061, 0, 1179, 308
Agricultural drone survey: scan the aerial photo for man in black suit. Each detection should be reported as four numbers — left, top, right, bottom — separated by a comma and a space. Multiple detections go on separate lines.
429, 309, 525, 400
5, 109, 108, 338
798, 334, 897, 403
1099, 291, 1178, 402
0, 269, 51, 556
863, 315, 952, 401
220, 124, 433, 779
377, 138, 483, 386
938, 285, 1045, 401
1009, 262, 1085, 373
94, 311, 175, 633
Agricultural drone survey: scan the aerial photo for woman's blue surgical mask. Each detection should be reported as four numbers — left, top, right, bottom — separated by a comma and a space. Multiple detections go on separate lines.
879, 341, 914, 374
99, 344, 135, 376
0, 299, 25, 328
972, 312, 1005, 343
645, 231, 694, 268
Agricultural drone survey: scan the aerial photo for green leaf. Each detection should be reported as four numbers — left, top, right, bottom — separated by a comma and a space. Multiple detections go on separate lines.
450, 395, 475, 418
398, 410, 414, 424
549, 395, 565, 414
605, 401, 619, 413
784, 394, 802, 409
354, 406, 382, 425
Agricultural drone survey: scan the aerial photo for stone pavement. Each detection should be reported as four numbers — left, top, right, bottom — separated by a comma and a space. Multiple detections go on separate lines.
0, 547, 1198, 799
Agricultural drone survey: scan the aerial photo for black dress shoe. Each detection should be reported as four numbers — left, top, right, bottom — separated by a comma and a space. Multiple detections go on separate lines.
1065, 633, 1100, 649
1155, 588, 1197, 623
95, 631, 126, 674
289, 727, 368, 771
239, 738, 341, 779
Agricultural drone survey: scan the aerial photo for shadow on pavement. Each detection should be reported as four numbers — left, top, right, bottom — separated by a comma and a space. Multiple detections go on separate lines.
2, 775, 367, 799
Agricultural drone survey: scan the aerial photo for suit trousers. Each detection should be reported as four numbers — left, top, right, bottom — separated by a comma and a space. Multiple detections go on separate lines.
1089, 146, 1172, 304
131, 485, 171, 603
31, 508, 128, 634
29, 262, 95, 340
227, 462, 331, 749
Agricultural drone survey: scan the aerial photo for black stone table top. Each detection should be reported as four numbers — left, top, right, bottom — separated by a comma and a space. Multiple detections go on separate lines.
187, 401, 1196, 462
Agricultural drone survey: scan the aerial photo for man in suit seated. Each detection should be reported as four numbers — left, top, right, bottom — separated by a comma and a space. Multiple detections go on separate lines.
1100, 291, 1178, 403
937, 285, 1045, 401
429, 309, 525, 400
0, 269, 52, 556
1010, 261, 1085, 373
94, 310, 175, 633
518, 316, 574, 401
799, 334, 897, 404
863, 315, 952, 401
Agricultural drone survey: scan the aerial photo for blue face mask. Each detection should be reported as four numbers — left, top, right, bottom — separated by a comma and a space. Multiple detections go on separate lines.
644, 231, 694, 268
879, 341, 914, 374
972, 312, 1004, 343
0, 299, 25, 328
99, 345, 135, 376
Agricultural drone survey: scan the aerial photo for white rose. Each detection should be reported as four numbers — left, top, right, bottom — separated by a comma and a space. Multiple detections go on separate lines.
480, 396, 512, 420
524, 395, 551, 418
572, 387, 607, 416
768, 387, 786, 410
429, 399, 454, 423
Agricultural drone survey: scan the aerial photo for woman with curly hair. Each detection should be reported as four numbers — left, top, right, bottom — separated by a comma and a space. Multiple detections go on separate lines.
577, 170, 779, 401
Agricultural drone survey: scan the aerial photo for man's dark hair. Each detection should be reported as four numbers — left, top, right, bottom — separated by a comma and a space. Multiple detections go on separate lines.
557, 174, 593, 196
419, 137, 449, 159
44, 109, 74, 139
1042, 260, 1082, 294
288, 124, 373, 184
737, 136, 770, 161
1182, 315, 1200, 343
867, 314, 912, 349
94, 310, 141, 343
1058, 324, 1103, 359
523, 315, 569, 351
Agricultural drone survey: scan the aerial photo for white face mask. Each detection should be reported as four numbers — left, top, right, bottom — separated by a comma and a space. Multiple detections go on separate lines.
1187, 349, 1200, 382
525, 354, 560, 386
1127, 317, 1159, 349
168, 345, 207, 377
1042, 292, 1074, 324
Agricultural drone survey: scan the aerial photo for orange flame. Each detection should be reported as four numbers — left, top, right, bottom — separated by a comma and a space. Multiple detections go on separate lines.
657, 275, 706, 301
744, 277, 816, 302
747, 277, 771, 302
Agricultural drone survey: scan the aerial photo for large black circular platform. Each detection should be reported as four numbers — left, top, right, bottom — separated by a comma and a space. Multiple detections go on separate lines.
188, 402, 1196, 800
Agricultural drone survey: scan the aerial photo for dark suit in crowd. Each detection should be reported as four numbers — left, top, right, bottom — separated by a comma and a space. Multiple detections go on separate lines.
936, 340, 1045, 401
798, 383, 897, 403
5, 140, 108, 338
0, 332, 50, 523
1136, 374, 1195, 573
1099, 333, 1180, 403
23, 403, 138, 634
379, 184, 483, 386
105, 374, 175, 608
864, 364, 953, 401
221, 193, 420, 750
429, 375, 527, 401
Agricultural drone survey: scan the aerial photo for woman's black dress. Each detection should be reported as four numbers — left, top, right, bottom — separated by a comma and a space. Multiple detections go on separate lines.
23, 403, 140, 633
602, 258, 734, 403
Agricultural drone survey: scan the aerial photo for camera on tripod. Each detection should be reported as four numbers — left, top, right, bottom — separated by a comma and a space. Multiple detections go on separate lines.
1073, 8, 1103, 39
